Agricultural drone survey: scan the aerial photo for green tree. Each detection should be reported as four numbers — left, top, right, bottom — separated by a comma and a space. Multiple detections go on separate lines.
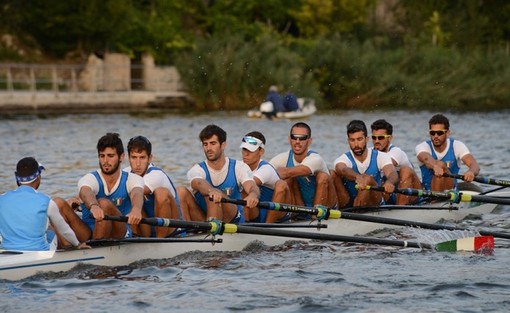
290, 0, 375, 38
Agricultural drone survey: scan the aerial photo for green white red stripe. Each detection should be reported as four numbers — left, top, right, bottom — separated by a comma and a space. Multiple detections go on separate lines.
435, 235, 494, 252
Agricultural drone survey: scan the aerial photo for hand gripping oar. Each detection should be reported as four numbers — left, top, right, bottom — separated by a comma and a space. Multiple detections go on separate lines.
105, 215, 228, 235
443, 173, 510, 188
104, 215, 492, 252
363, 185, 510, 206
222, 198, 509, 240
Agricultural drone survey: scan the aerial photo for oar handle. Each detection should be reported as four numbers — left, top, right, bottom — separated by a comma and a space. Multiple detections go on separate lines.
220, 198, 339, 220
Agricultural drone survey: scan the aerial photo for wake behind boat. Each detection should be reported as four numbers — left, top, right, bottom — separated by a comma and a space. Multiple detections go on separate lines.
0, 195, 499, 281
247, 98, 317, 119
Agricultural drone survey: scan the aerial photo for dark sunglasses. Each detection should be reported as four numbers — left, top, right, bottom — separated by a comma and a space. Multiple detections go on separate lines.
371, 135, 391, 140
429, 130, 447, 136
290, 134, 309, 141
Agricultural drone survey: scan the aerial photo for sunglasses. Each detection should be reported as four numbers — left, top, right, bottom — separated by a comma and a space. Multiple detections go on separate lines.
429, 130, 447, 136
242, 136, 262, 146
371, 134, 391, 140
290, 134, 309, 141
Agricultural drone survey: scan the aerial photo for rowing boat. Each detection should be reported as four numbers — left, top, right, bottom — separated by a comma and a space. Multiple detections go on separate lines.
0, 195, 498, 281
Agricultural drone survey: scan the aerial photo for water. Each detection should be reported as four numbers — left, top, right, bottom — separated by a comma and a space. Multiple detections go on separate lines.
1, 110, 510, 312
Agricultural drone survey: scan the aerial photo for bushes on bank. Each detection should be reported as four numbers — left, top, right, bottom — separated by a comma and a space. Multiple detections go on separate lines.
176, 33, 510, 111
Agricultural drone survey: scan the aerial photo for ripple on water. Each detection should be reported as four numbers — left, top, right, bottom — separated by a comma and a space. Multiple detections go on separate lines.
2, 111, 510, 312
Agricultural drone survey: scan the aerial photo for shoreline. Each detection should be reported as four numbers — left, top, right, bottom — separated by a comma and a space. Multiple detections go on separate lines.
0, 90, 193, 114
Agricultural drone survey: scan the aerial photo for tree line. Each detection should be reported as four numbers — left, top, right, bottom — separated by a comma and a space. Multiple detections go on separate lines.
1, 0, 510, 111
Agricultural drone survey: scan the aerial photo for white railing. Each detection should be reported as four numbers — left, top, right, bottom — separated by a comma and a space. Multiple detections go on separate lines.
0, 63, 181, 94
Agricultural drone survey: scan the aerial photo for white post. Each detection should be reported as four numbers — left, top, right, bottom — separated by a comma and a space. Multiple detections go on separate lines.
30, 67, 36, 99
52, 66, 58, 97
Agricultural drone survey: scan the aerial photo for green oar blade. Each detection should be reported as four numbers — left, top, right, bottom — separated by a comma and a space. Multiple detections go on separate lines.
435, 235, 494, 252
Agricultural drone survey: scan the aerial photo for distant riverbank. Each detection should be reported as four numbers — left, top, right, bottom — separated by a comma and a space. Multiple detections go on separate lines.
0, 90, 193, 114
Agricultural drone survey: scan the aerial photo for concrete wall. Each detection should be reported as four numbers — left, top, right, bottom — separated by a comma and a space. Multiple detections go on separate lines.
76, 53, 182, 92
142, 53, 183, 92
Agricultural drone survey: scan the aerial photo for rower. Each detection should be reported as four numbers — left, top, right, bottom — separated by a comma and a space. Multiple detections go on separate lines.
125, 135, 188, 237
59, 133, 145, 240
333, 120, 399, 207
240, 131, 292, 223
0, 157, 89, 251
269, 122, 337, 218
370, 119, 422, 204
415, 114, 480, 191
176, 124, 260, 223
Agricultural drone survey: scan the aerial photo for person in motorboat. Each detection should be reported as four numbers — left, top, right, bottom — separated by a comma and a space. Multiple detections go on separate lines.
177, 124, 260, 223
370, 119, 422, 204
124, 135, 188, 237
240, 131, 292, 223
0, 157, 90, 251
332, 120, 399, 208
269, 122, 337, 218
282, 92, 299, 112
265, 85, 285, 113
415, 114, 480, 191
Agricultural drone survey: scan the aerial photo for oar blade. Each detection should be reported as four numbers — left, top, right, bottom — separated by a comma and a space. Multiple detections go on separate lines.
435, 235, 494, 253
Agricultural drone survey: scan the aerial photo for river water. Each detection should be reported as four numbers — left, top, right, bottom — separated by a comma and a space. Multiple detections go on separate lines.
1, 110, 510, 312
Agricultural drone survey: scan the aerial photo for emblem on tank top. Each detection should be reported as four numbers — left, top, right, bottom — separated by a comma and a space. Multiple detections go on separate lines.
112, 197, 123, 207
222, 187, 233, 196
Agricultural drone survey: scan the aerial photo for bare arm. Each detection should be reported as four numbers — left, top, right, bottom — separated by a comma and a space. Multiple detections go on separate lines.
335, 162, 360, 182
242, 180, 260, 208
191, 178, 223, 203
417, 151, 446, 177
277, 165, 312, 180
381, 164, 398, 193
461, 154, 480, 182
127, 186, 144, 224
79, 186, 104, 221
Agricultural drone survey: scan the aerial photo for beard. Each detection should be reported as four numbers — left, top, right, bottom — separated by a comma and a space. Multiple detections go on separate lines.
352, 145, 366, 156
100, 159, 121, 175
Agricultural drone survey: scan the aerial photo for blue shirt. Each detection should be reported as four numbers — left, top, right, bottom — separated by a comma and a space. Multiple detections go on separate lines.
141, 165, 183, 219
81, 171, 133, 230
265, 91, 285, 112
0, 186, 51, 250
420, 138, 460, 190
286, 150, 317, 207
194, 158, 245, 223
250, 160, 278, 223
344, 149, 383, 207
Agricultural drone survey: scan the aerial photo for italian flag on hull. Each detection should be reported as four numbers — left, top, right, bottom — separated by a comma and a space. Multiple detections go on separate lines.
435, 235, 495, 252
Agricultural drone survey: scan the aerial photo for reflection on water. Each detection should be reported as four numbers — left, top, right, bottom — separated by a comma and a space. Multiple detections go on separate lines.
1, 110, 510, 312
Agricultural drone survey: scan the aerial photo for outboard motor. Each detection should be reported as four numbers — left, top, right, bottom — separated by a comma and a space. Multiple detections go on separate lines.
260, 101, 275, 119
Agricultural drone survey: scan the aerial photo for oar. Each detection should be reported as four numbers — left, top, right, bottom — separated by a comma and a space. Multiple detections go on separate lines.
105, 215, 494, 253
221, 198, 337, 221
342, 204, 459, 211
88, 237, 223, 245
364, 185, 510, 206
243, 223, 327, 229
105, 215, 227, 234
222, 198, 510, 240
444, 173, 510, 187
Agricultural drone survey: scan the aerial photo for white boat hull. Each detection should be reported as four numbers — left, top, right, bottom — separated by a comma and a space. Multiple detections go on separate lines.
0, 200, 497, 281
247, 98, 316, 119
